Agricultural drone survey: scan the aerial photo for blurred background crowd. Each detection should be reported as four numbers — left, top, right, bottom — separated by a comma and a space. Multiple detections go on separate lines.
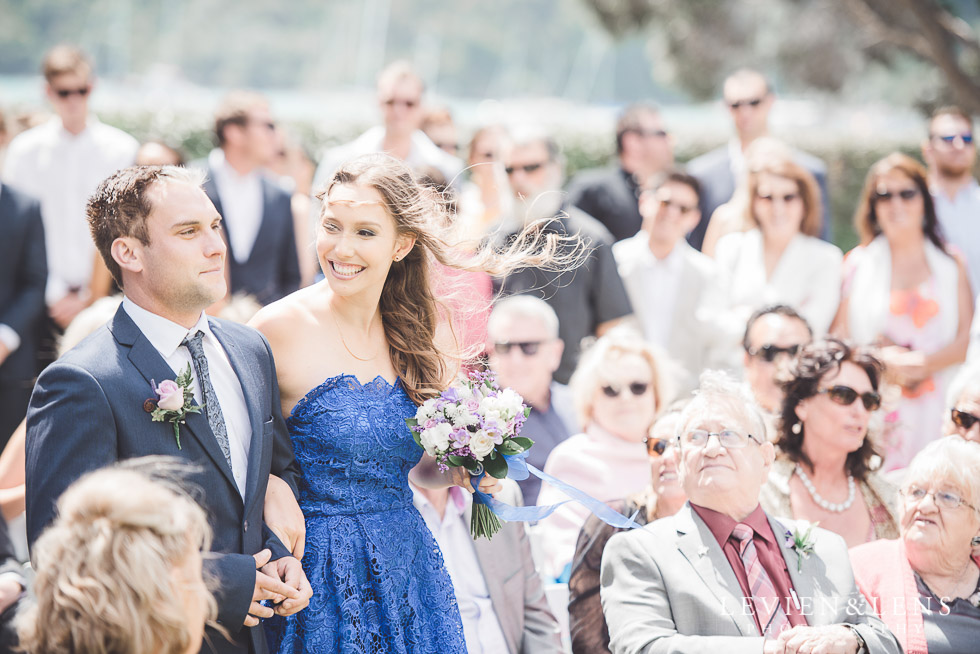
1, 1, 980, 653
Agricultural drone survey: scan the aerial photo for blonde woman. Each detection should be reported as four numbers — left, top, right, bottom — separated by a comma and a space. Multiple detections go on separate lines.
18, 464, 215, 654
534, 327, 672, 580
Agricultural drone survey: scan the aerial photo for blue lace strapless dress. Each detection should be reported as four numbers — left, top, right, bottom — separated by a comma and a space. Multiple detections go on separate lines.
267, 375, 466, 654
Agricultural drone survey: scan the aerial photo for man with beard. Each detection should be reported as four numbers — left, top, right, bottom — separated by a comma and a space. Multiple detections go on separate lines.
496, 130, 632, 384
924, 105, 979, 295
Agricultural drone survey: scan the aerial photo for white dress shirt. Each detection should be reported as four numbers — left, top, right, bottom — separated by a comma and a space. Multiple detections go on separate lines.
3, 117, 138, 304
208, 148, 264, 264
933, 179, 980, 295
412, 485, 509, 654
613, 234, 684, 348
122, 297, 251, 496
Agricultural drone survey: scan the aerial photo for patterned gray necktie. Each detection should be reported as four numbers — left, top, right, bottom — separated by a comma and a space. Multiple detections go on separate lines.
182, 330, 233, 472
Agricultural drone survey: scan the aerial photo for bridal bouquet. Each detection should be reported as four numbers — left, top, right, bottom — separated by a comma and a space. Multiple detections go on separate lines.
407, 370, 533, 539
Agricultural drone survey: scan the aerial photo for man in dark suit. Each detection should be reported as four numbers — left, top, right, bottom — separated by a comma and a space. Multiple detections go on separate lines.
686, 69, 829, 250
26, 165, 311, 654
567, 103, 674, 242
204, 91, 301, 305
0, 183, 46, 449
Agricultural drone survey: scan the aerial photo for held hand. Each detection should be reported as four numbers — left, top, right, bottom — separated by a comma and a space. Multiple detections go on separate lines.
447, 466, 502, 495
265, 474, 306, 559
0, 577, 22, 614
246, 549, 302, 627
774, 624, 859, 654
261, 555, 313, 617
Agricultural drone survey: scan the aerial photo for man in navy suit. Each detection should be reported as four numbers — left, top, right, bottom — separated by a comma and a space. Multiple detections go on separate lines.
686, 69, 829, 250
0, 182, 46, 449
26, 165, 311, 654
204, 91, 301, 305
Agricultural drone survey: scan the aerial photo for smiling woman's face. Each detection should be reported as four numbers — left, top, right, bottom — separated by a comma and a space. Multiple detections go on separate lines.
901, 474, 980, 567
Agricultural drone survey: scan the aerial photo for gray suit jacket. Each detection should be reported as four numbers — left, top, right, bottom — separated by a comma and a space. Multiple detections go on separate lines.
599, 504, 901, 654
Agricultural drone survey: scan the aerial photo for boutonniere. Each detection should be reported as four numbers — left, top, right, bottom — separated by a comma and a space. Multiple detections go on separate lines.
145, 364, 202, 449
784, 522, 817, 573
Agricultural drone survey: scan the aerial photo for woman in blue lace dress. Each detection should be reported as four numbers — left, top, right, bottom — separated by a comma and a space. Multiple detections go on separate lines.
250, 153, 554, 653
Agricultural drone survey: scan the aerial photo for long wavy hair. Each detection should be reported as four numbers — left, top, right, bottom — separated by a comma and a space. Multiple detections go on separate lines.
324, 153, 574, 404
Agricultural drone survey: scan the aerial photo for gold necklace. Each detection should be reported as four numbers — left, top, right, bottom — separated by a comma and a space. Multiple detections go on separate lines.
330, 311, 379, 362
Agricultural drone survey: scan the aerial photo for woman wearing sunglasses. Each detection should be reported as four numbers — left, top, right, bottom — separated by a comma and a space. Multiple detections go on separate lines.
533, 328, 671, 581
833, 153, 974, 471
944, 370, 980, 444
850, 437, 980, 654
761, 339, 899, 547
566, 406, 687, 654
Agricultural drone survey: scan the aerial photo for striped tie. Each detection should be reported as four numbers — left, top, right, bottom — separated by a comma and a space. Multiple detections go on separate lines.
731, 523, 791, 638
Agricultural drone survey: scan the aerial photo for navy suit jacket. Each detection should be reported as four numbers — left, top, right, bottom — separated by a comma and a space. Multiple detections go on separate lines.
204, 173, 301, 305
686, 144, 830, 250
0, 184, 46, 383
25, 306, 300, 654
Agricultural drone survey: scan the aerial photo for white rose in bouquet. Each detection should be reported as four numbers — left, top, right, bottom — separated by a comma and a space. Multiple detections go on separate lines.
420, 422, 453, 455
468, 429, 496, 460
417, 398, 441, 424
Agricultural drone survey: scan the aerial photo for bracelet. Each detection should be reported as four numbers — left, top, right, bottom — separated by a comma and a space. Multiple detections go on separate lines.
841, 623, 868, 654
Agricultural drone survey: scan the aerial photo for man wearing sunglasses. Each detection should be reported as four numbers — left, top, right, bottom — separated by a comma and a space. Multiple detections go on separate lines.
313, 61, 461, 192
924, 106, 980, 296
203, 91, 300, 305
742, 305, 813, 426
601, 371, 900, 654
4, 45, 137, 338
566, 104, 675, 242
686, 69, 829, 251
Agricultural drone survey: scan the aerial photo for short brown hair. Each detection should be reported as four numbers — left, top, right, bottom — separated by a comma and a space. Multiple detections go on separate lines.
42, 44, 92, 82
745, 155, 823, 237
616, 103, 661, 155
930, 105, 974, 133
214, 91, 267, 147
87, 166, 206, 287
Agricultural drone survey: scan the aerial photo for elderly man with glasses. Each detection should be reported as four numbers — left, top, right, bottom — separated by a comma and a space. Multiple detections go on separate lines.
600, 370, 901, 654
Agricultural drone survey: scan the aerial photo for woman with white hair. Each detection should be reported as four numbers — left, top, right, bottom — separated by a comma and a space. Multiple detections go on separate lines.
18, 464, 216, 654
534, 327, 671, 580
850, 437, 980, 654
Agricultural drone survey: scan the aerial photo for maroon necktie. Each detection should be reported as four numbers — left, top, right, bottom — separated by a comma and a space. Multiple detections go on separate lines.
731, 523, 791, 638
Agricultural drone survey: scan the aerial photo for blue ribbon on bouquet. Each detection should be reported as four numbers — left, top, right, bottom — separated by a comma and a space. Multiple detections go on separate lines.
470, 451, 643, 530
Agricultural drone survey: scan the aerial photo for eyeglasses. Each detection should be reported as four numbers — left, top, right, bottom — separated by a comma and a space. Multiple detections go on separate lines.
644, 437, 670, 456
680, 429, 761, 449
745, 343, 800, 363
504, 162, 547, 176
54, 86, 90, 99
756, 192, 801, 204
383, 97, 419, 109
951, 408, 980, 430
492, 341, 544, 356
873, 188, 919, 203
600, 382, 650, 398
932, 133, 974, 146
658, 198, 698, 215
817, 385, 881, 411
902, 485, 977, 512
728, 97, 764, 110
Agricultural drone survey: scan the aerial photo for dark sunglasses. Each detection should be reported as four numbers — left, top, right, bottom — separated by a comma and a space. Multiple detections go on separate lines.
756, 192, 800, 204
601, 382, 650, 398
644, 437, 669, 457
383, 97, 419, 108
729, 97, 763, 109
951, 408, 980, 430
658, 198, 697, 215
54, 86, 90, 98
745, 343, 800, 363
818, 385, 881, 411
932, 133, 974, 146
504, 162, 546, 176
492, 341, 543, 356
873, 188, 919, 202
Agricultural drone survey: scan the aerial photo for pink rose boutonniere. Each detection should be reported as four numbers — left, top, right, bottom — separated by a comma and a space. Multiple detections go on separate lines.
147, 364, 202, 449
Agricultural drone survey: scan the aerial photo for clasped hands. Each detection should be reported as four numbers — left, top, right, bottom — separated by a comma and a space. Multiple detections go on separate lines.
246, 549, 313, 627
763, 625, 861, 654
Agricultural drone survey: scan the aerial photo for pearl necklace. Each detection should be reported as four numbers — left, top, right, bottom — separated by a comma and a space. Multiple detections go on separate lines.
795, 465, 856, 513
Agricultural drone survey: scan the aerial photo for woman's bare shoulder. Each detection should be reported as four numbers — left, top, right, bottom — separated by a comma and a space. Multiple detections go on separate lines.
249, 285, 323, 336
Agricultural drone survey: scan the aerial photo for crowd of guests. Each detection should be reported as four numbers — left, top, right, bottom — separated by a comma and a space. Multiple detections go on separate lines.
0, 43, 979, 653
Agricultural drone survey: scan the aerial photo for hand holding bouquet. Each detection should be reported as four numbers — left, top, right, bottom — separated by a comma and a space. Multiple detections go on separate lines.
407, 370, 533, 539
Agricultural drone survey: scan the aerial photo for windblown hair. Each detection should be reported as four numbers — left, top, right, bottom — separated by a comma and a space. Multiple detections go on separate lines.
18, 465, 216, 654
744, 154, 823, 237
853, 152, 946, 251
324, 153, 575, 404
777, 338, 884, 480
87, 165, 207, 286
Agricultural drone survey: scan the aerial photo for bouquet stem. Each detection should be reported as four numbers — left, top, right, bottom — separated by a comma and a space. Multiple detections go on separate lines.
470, 502, 502, 540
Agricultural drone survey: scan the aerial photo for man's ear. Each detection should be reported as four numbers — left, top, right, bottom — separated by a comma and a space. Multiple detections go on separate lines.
761, 440, 776, 467
111, 236, 144, 275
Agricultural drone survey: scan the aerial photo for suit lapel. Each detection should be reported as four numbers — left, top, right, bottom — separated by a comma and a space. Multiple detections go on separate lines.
770, 516, 823, 626
674, 505, 759, 636
210, 319, 264, 512
204, 175, 234, 259
109, 307, 239, 493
